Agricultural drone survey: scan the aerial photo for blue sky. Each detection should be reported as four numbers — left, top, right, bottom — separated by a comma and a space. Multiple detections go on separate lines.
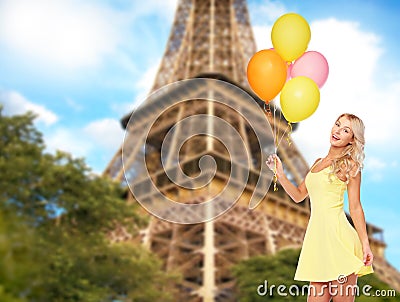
0, 0, 399, 272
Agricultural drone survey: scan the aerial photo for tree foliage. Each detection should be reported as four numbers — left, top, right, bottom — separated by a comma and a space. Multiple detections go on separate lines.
0, 107, 179, 301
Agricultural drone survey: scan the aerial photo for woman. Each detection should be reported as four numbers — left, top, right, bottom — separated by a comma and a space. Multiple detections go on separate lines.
266, 113, 374, 302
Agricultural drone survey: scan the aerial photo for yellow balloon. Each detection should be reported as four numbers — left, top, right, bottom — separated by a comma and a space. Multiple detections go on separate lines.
280, 76, 320, 123
271, 13, 311, 62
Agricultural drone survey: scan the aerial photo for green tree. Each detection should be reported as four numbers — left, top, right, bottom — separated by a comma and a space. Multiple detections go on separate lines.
232, 248, 308, 301
232, 248, 398, 302
0, 208, 33, 302
0, 107, 179, 301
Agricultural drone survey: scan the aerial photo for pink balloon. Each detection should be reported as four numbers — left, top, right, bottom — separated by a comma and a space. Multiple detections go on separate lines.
290, 51, 329, 88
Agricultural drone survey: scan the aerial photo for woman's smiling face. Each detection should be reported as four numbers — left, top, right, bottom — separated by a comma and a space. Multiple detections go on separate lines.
330, 116, 354, 147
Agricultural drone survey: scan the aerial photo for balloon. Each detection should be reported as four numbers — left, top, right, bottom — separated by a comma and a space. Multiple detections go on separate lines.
268, 47, 291, 82
271, 13, 311, 62
280, 76, 320, 123
247, 49, 288, 102
291, 51, 329, 88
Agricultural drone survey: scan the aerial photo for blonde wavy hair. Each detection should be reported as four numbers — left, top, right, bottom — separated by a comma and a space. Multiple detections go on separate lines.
329, 113, 365, 183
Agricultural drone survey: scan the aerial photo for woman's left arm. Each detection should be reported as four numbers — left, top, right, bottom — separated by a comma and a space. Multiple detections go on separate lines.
347, 170, 374, 266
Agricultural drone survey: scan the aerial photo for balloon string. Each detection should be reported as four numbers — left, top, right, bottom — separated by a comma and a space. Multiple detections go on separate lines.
273, 103, 277, 151
286, 122, 292, 146
272, 122, 292, 193
273, 157, 278, 191
274, 124, 291, 150
273, 103, 278, 191
280, 111, 282, 144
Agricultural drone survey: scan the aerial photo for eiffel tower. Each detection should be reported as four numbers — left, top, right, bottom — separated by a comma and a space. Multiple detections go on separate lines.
104, 0, 400, 300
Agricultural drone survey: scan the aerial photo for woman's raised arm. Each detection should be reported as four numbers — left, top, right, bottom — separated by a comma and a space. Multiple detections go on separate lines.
265, 154, 309, 203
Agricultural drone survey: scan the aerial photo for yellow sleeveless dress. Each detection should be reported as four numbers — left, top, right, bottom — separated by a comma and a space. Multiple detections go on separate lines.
294, 159, 374, 282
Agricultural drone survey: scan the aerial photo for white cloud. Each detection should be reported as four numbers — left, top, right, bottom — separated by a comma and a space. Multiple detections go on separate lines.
252, 25, 273, 50
65, 97, 83, 112
365, 156, 386, 170
286, 18, 400, 166
0, 0, 179, 71
130, 0, 178, 21
45, 128, 92, 157
248, 0, 287, 26
46, 119, 124, 156
110, 101, 137, 117
363, 156, 387, 182
249, 0, 288, 50
134, 62, 160, 103
108, 62, 160, 118
45, 118, 124, 173
361, 156, 399, 183
83, 118, 125, 150
0, 0, 178, 93
0, 0, 123, 70
0, 89, 58, 125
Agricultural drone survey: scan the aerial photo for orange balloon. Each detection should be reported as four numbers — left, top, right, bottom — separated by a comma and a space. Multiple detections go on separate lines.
247, 49, 288, 103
